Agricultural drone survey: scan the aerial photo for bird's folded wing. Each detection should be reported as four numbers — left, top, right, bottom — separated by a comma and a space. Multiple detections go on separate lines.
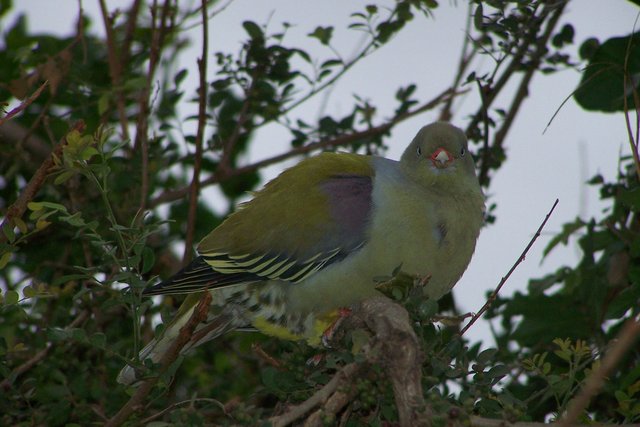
143, 153, 376, 296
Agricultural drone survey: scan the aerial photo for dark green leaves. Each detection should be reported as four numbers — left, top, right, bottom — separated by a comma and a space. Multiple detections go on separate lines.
574, 32, 640, 112
308, 26, 333, 45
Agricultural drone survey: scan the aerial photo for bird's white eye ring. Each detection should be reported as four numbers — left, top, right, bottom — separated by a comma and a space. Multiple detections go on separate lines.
416, 146, 422, 156
460, 147, 466, 157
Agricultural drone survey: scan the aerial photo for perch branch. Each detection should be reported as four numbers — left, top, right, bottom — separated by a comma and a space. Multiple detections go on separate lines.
459, 198, 559, 336
269, 296, 429, 427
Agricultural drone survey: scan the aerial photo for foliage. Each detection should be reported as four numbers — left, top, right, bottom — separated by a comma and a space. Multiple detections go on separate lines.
0, 0, 638, 425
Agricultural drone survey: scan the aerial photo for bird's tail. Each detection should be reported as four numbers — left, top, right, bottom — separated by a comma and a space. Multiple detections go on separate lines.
117, 296, 246, 386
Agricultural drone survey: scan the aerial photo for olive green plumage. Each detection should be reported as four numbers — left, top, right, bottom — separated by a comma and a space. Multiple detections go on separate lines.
117, 122, 484, 385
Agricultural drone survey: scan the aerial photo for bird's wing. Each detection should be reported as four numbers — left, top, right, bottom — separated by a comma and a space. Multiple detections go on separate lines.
143, 152, 376, 296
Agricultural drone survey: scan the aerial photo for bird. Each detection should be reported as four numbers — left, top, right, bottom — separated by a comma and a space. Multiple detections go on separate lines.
117, 121, 485, 385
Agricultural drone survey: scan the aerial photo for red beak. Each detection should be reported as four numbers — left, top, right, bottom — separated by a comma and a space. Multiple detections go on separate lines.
430, 148, 454, 169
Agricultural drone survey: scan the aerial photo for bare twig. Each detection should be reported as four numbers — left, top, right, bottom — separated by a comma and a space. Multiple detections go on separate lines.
98, 0, 130, 141
492, 1, 567, 152
459, 198, 559, 336
558, 315, 640, 427
0, 81, 49, 126
439, 1, 475, 122
150, 87, 456, 208
182, 0, 209, 264
0, 309, 90, 391
622, 16, 640, 181
105, 293, 212, 427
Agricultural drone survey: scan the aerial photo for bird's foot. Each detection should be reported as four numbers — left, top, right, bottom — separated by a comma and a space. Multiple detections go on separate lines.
321, 307, 352, 348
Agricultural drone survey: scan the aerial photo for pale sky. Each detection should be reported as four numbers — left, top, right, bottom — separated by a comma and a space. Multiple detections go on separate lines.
4, 0, 638, 346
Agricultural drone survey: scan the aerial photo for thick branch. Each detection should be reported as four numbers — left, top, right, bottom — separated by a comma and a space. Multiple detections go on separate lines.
352, 296, 430, 427
268, 296, 429, 427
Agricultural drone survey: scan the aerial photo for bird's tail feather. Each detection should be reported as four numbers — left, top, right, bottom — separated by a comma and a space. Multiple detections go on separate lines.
117, 303, 246, 386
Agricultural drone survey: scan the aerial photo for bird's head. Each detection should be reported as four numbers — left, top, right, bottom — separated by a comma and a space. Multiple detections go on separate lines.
400, 122, 477, 186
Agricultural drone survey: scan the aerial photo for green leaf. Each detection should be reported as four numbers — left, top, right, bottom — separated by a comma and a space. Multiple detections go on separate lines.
141, 246, 155, 274
542, 217, 586, 258
474, 3, 484, 31
90, 333, 106, 349
574, 32, 640, 112
0, 250, 13, 269
2, 222, 15, 243
308, 26, 334, 45
242, 21, 263, 40
4, 290, 19, 305
54, 170, 76, 185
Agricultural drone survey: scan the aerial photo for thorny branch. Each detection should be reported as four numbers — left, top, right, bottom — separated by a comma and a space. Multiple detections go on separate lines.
459, 198, 559, 336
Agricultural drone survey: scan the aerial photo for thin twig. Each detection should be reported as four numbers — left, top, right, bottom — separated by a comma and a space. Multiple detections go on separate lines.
492, 1, 567, 151
182, 0, 209, 264
622, 14, 640, 181
558, 315, 640, 427
0, 81, 48, 126
105, 293, 212, 427
98, 0, 129, 141
459, 198, 559, 336
439, 1, 475, 122
0, 310, 90, 391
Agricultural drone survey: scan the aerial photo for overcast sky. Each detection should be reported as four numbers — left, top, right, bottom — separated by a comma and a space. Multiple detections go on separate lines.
5, 0, 638, 346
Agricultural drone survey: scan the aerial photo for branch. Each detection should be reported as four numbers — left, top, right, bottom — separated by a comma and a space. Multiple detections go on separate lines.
98, 0, 130, 141
491, 1, 567, 152
150, 87, 456, 208
105, 293, 212, 427
0, 122, 82, 245
459, 198, 559, 336
0, 81, 48, 126
268, 363, 362, 427
558, 315, 640, 427
182, 0, 209, 264
268, 296, 429, 427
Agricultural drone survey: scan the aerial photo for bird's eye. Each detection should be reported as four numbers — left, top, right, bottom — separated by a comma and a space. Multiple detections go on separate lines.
416, 146, 422, 156
460, 147, 466, 157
